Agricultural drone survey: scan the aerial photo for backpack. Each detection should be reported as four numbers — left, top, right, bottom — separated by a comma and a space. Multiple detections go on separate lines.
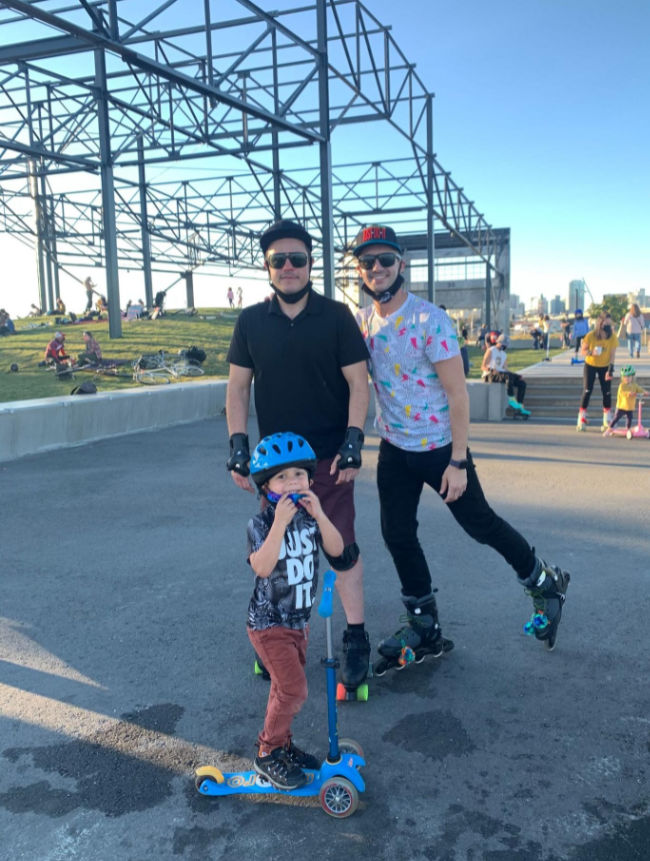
183, 345, 206, 365
71, 381, 97, 395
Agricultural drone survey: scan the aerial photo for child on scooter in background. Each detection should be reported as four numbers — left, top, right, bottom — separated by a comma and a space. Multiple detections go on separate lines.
246, 432, 344, 790
603, 366, 648, 438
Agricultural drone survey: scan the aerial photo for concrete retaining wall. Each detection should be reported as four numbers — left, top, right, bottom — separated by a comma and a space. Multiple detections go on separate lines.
0, 379, 505, 463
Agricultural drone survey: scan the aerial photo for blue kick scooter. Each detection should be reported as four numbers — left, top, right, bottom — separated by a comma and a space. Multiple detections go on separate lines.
195, 570, 366, 818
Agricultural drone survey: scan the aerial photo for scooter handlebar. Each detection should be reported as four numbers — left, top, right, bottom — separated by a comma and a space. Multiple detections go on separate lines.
318, 569, 337, 618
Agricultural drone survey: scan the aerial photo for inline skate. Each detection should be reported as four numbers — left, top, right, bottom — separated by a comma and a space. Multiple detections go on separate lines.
373, 593, 454, 677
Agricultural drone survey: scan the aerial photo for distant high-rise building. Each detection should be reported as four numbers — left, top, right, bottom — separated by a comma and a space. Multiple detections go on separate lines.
629, 288, 647, 307
568, 279, 585, 312
550, 295, 565, 315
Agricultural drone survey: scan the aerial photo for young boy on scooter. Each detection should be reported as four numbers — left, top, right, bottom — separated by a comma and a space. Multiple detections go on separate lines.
246, 432, 344, 790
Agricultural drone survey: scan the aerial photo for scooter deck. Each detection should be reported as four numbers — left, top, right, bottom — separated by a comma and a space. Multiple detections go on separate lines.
196, 754, 365, 798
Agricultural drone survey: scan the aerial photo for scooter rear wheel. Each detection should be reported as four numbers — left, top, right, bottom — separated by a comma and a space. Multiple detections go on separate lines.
194, 766, 225, 796
319, 776, 359, 818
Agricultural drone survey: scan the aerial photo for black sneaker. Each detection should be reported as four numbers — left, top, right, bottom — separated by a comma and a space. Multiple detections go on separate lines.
284, 741, 320, 770
254, 747, 306, 790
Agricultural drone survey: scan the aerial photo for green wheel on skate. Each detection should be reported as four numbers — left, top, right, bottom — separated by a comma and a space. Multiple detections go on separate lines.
253, 660, 270, 679
355, 683, 369, 702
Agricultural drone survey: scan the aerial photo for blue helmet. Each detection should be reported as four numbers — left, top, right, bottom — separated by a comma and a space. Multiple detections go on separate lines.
250, 432, 317, 487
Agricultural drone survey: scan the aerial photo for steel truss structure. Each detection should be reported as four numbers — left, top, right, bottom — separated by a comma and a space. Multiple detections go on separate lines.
0, 0, 506, 336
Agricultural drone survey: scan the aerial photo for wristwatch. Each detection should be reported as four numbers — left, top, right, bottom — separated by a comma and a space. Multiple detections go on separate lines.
449, 458, 468, 470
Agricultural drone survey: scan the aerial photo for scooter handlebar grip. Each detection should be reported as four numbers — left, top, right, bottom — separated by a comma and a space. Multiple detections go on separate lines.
317, 569, 337, 618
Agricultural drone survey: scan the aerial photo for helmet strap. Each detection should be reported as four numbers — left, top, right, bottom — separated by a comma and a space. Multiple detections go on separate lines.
266, 491, 304, 504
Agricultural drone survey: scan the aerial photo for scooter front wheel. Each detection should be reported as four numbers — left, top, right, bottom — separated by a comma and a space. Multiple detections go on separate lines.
319, 776, 359, 818
338, 738, 364, 758
195, 765, 225, 795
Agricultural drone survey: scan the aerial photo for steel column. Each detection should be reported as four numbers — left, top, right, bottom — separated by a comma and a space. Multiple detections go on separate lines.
317, 0, 334, 299
426, 93, 435, 304
485, 263, 492, 330
137, 135, 154, 309
39, 174, 55, 312
95, 47, 122, 338
183, 270, 195, 309
28, 161, 48, 313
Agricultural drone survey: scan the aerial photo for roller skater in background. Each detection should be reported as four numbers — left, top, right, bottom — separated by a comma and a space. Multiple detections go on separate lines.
481, 333, 531, 417
226, 220, 371, 699
246, 432, 344, 789
603, 366, 648, 439
576, 311, 618, 431
570, 309, 589, 364
352, 224, 571, 672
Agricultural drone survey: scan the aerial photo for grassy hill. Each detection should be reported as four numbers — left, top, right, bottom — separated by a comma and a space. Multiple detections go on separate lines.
0, 309, 236, 403
0, 308, 565, 404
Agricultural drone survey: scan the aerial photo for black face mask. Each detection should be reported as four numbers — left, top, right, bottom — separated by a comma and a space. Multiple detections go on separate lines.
603, 325, 612, 337
361, 273, 404, 305
271, 280, 312, 304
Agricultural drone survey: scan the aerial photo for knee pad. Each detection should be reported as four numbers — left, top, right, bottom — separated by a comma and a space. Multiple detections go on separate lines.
324, 542, 360, 572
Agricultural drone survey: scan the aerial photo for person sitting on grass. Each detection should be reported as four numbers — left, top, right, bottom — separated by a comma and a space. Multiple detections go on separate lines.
481, 334, 531, 415
44, 331, 71, 364
77, 331, 102, 366
0, 309, 15, 335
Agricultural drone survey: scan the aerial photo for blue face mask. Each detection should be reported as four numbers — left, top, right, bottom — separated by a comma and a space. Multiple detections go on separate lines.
266, 491, 305, 504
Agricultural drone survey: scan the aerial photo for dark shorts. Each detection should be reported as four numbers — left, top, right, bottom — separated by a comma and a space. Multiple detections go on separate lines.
312, 457, 356, 547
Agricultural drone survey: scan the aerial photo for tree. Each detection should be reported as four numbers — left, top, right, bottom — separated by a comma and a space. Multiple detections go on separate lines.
587, 294, 628, 323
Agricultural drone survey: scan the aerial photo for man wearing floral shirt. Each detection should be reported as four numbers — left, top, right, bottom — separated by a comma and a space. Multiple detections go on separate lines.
353, 225, 571, 665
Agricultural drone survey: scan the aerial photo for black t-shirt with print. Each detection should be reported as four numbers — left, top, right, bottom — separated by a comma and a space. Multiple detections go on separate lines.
246, 504, 321, 631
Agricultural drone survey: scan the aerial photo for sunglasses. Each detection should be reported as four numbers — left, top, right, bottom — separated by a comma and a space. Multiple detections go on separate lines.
266, 252, 309, 269
357, 253, 401, 270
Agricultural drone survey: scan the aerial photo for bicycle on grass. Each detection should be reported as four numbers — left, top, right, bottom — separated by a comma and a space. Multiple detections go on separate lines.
132, 350, 205, 385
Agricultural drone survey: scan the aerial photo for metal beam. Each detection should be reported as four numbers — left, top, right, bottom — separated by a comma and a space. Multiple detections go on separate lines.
2, 0, 323, 143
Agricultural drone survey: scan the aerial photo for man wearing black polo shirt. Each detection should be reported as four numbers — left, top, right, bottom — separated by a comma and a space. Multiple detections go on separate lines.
225, 219, 372, 692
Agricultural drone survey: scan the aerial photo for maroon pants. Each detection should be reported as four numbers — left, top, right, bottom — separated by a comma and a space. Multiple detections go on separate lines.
247, 625, 309, 752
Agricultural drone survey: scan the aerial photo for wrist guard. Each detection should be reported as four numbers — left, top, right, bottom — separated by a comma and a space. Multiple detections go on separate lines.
336, 426, 364, 470
608, 364, 615, 376
226, 433, 250, 476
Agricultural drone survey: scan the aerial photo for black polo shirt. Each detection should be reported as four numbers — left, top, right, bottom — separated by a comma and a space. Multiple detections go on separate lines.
227, 289, 369, 459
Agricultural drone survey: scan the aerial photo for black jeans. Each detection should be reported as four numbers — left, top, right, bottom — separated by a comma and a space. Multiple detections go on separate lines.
580, 364, 611, 410
377, 440, 535, 598
486, 370, 526, 404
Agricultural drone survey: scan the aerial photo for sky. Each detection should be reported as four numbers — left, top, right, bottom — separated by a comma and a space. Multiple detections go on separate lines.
373, 0, 650, 309
1, 0, 649, 317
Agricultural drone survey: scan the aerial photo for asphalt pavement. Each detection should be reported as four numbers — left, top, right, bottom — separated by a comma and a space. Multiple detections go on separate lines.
1, 416, 648, 860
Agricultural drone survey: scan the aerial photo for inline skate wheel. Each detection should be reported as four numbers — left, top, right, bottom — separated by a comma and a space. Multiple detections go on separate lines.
254, 660, 270, 680
373, 658, 391, 677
